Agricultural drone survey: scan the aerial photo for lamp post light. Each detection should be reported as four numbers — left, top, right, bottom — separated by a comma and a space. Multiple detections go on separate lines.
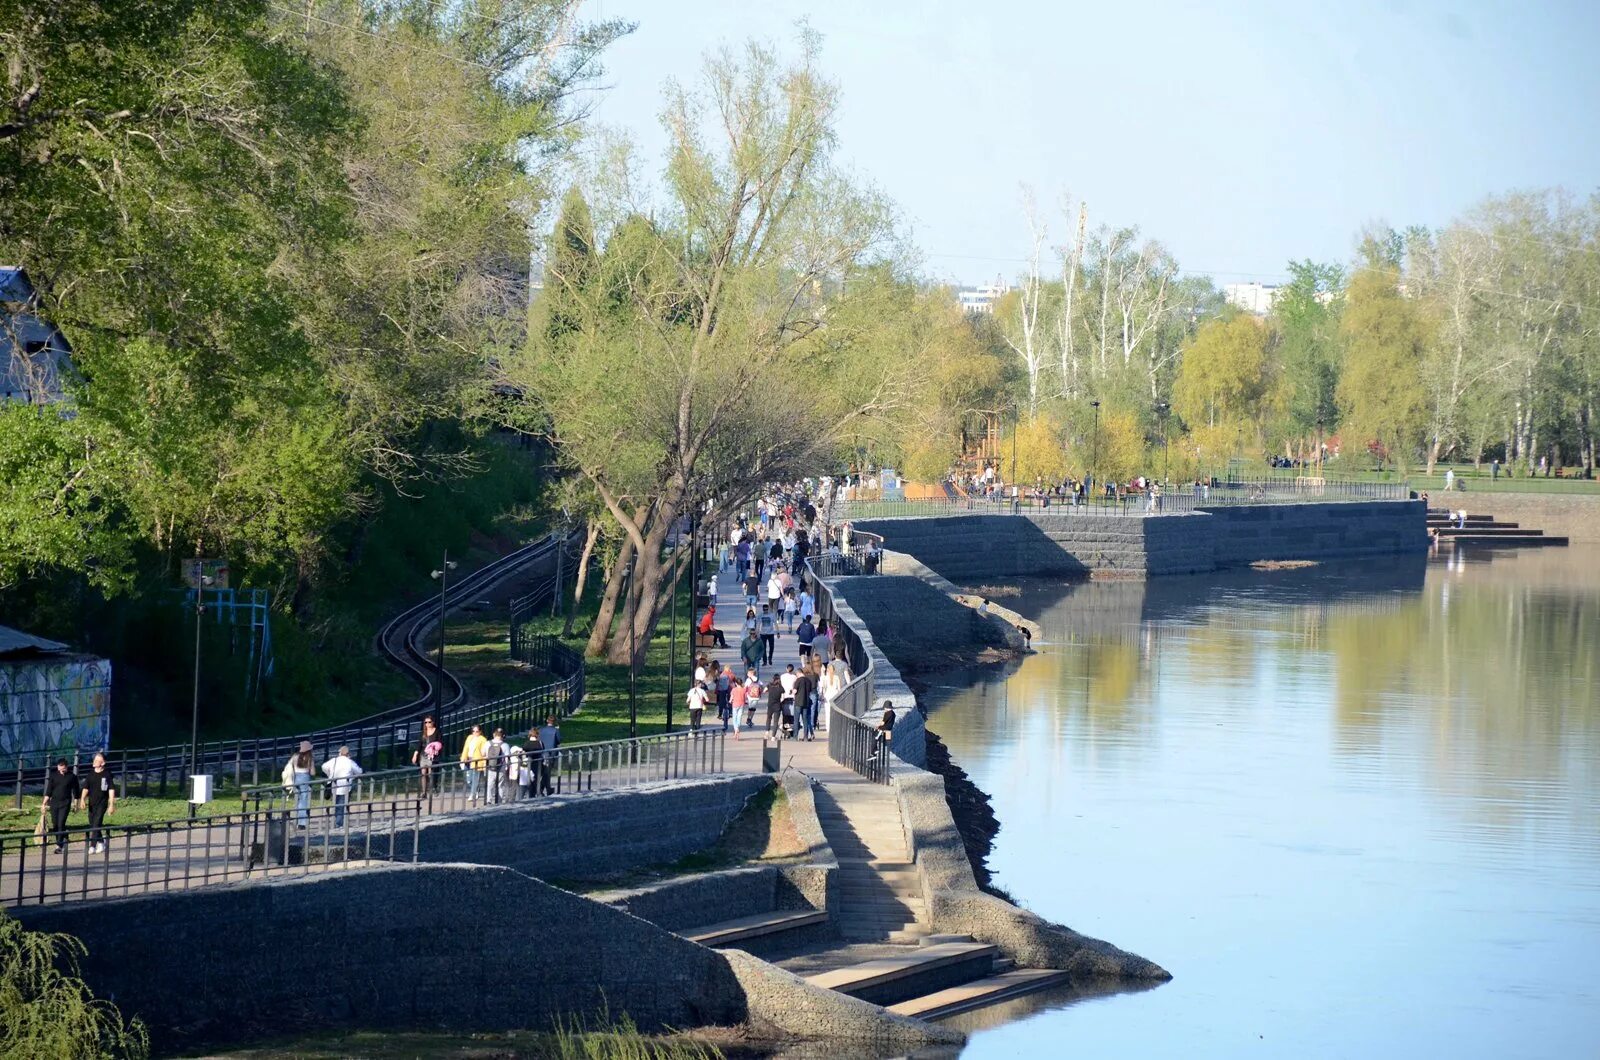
430, 551, 458, 713
188, 574, 214, 819
1010, 405, 1020, 512
1089, 400, 1102, 504
1156, 401, 1171, 486
626, 547, 638, 739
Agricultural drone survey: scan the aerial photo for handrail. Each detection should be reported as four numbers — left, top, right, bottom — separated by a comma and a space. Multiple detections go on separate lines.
238, 729, 728, 813
0, 796, 422, 908
804, 555, 889, 784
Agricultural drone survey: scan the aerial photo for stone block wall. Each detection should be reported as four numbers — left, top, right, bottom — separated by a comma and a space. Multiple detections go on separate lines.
14, 864, 747, 1053
413, 774, 771, 880
856, 500, 1427, 583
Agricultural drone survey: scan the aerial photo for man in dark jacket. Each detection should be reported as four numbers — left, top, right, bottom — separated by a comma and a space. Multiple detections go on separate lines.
765, 675, 784, 737
42, 758, 80, 854
792, 668, 816, 741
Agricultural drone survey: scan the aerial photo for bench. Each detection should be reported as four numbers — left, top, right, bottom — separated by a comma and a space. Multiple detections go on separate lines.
693, 632, 719, 649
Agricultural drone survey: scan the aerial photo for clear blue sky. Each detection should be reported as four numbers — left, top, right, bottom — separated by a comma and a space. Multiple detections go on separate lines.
578, 0, 1600, 288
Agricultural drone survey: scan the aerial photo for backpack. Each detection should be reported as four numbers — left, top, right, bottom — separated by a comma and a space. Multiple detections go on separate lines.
485, 740, 505, 772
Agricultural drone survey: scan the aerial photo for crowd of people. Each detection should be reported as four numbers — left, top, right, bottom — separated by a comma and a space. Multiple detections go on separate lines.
685, 489, 858, 744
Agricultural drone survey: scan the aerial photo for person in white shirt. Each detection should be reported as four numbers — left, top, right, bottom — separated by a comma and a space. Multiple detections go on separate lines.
320, 746, 363, 828
686, 681, 709, 732
766, 571, 782, 610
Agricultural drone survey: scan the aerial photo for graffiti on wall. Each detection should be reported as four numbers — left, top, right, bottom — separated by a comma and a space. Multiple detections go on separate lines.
0, 656, 112, 767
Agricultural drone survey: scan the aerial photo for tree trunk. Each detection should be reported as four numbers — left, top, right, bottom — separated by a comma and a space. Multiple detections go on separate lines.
563, 521, 600, 637
1426, 436, 1441, 476
585, 535, 633, 658
606, 504, 678, 667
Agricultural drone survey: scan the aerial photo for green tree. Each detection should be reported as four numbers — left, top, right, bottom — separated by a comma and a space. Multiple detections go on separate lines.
1337, 266, 1429, 470
1272, 260, 1344, 454
0, 910, 148, 1059
1172, 314, 1275, 432
1002, 415, 1070, 485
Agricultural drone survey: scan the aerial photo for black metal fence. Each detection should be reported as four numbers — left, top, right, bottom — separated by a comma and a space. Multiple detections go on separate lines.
835, 476, 1410, 522
5, 634, 584, 811
238, 730, 727, 813
0, 797, 421, 908
806, 559, 889, 785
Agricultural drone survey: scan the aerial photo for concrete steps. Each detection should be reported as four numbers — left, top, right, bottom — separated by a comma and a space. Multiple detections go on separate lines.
1426, 510, 1569, 548
803, 941, 998, 1006
684, 909, 828, 948
886, 967, 1072, 1021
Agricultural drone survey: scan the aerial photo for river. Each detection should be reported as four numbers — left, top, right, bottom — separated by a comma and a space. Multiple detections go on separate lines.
923, 547, 1600, 1059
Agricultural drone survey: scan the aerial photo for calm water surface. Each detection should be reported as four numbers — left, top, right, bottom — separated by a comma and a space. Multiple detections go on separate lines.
924, 547, 1600, 1059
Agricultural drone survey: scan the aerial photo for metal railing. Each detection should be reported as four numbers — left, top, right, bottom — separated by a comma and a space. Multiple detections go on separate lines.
0, 797, 421, 908
238, 730, 728, 813
835, 475, 1410, 522
806, 558, 889, 785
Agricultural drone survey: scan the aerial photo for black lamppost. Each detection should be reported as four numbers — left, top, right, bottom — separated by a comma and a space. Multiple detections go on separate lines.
188, 574, 213, 819
1156, 401, 1171, 485
430, 551, 457, 713
1010, 405, 1020, 511
626, 547, 638, 739
1316, 416, 1325, 479
1089, 400, 1102, 503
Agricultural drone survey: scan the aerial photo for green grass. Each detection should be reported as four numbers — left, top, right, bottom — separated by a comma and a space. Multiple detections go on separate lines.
515, 580, 696, 746
441, 617, 529, 702
0, 793, 246, 841
196, 1017, 726, 1059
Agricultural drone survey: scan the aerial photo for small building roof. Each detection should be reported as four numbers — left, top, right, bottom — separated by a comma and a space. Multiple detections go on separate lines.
0, 624, 70, 658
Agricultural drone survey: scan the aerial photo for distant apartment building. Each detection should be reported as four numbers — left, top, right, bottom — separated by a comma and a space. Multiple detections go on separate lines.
955, 279, 1012, 315
1, 267, 76, 406
1222, 281, 1282, 316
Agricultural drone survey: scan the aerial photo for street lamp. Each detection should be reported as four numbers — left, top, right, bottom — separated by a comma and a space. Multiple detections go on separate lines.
1316, 416, 1325, 479
1089, 400, 1101, 504
625, 547, 638, 739
1010, 405, 1020, 512
430, 552, 458, 712
188, 574, 214, 819
1155, 401, 1171, 486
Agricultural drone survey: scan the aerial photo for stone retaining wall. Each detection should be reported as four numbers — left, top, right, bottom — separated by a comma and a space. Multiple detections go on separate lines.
414, 774, 771, 880
857, 500, 1428, 583
818, 577, 926, 768
14, 863, 748, 1053
892, 764, 1170, 981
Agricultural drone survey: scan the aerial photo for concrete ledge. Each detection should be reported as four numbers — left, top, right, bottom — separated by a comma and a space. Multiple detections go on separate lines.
821, 578, 926, 768
721, 948, 965, 1049
892, 766, 1170, 981
881, 548, 1037, 647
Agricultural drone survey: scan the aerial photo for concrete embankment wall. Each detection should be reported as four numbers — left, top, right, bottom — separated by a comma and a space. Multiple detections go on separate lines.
413, 774, 770, 880
856, 500, 1428, 583
823, 576, 927, 768
892, 764, 1170, 981
15, 863, 749, 1051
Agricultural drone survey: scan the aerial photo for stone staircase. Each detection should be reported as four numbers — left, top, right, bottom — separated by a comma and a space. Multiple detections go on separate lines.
1426, 508, 1569, 548
813, 781, 929, 943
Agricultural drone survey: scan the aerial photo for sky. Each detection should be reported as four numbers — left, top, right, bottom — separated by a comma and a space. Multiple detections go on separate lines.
576, 0, 1600, 289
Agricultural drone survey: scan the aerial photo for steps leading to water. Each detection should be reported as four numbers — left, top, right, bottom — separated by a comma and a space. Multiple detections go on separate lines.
886, 967, 1072, 1021
685, 909, 829, 948
1426, 508, 1569, 548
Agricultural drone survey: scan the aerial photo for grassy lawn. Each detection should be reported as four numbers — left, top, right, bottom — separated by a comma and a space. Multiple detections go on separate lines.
513, 579, 696, 746
442, 617, 530, 703
1271, 461, 1598, 495
0, 792, 242, 841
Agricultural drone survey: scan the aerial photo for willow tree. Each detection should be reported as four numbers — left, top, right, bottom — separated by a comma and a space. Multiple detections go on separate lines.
507, 35, 916, 665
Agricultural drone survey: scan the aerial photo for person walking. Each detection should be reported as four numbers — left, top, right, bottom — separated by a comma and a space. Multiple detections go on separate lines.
507, 735, 526, 801
483, 728, 509, 804
42, 758, 79, 854
320, 745, 363, 828
686, 680, 709, 733
781, 587, 797, 633
819, 661, 844, 734
742, 569, 760, 608
281, 742, 315, 828
460, 724, 488, 806
796, 615, 816, 660
79, 753, 116, 854
758, 604, 777, 666
522, 728, 545, 798
715, 663, 733, 731
799, 587, 815, 623
538, 714, 561, 794
765, 673, 784, 737
729, 671, 748, 740
793, 664, 816, 742
778, 665, 799, 739
413, 715, 442, 797
740, 627, 763, 676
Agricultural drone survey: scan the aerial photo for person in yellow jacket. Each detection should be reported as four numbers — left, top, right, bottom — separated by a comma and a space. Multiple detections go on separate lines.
460, 724, 488, 805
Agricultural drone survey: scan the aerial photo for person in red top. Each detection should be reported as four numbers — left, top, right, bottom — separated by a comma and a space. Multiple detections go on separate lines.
698, 605, 728, 648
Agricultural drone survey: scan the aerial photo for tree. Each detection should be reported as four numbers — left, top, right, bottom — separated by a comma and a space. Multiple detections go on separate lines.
0, 910, 148, 1059
999, 190, 1051, 416
1172, 314, 1275, 434
1338, 265, 1430, 470
1002, 415, 1070, 485
504, 36, 913, 665
1271, 260, 1344, 456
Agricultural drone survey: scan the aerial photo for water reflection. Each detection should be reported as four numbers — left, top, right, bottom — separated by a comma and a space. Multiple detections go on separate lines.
923, 548, 1600, 1059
